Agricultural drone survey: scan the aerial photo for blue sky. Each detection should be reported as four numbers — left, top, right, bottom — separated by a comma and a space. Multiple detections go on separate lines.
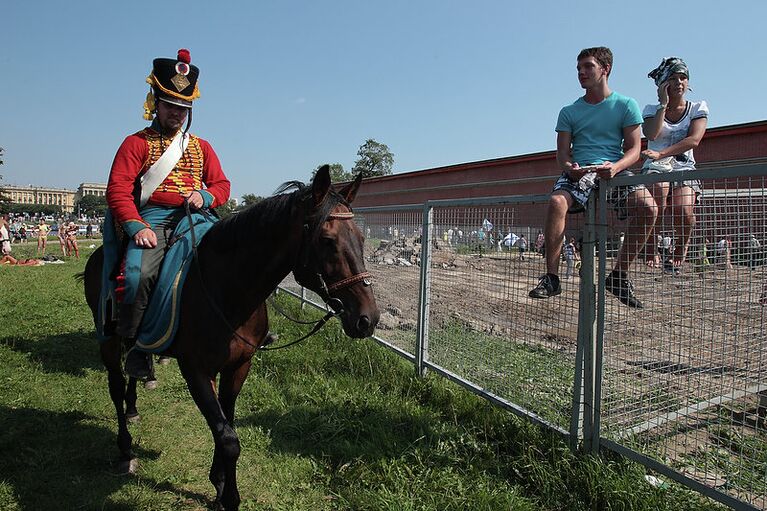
2, 1, 765, 200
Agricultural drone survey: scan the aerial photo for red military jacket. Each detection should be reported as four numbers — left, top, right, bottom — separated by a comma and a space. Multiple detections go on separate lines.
106, 127, 231, 237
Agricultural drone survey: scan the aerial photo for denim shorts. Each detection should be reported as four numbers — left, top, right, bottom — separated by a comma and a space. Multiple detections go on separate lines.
552, 170, 646, 221
640, 166, 702, 203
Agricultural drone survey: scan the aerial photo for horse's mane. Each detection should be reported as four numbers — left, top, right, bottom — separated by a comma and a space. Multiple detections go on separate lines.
204, 179, 350, 251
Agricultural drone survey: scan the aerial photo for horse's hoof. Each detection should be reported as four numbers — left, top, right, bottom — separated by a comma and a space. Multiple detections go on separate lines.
144, 379, 158, 390
126, 412, 140, 424
115, 457, 138, 475
158, 356, 172, 366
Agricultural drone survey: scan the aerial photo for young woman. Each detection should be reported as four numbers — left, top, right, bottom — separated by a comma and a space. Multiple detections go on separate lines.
57, 220, 69, 256
65, 221, 80, 259
641, 57, 708, 269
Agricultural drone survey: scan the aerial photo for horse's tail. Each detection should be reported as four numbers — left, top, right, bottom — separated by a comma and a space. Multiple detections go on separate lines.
74, 271, 85, 282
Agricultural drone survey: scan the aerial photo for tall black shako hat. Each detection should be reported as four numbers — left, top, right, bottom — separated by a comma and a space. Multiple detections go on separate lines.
143, 48, 200, 120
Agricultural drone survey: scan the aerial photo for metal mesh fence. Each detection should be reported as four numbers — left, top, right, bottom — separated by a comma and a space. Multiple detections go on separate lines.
423, 198, 583, 432
277, 163, 767, 509
599, 168, 767, 508
355, 206, 424, 358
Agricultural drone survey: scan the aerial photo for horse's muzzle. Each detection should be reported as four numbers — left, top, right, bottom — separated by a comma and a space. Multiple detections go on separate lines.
342, 308, 379, 338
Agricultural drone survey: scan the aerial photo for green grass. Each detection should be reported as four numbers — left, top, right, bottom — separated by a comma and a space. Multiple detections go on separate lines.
429, 319, 574, 428
0, 242, 724, 510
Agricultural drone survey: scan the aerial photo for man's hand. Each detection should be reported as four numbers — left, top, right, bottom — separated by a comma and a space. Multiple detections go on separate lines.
134, 228, 157, 249
565, 163, 588, 180
595, 161, 615, 179
183, 191, 204, 210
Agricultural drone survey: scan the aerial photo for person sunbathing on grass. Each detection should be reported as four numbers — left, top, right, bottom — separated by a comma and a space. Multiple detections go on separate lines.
0, 255, 44, 266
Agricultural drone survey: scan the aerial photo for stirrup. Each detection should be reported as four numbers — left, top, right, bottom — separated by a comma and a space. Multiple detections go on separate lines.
124, 347, 153, 380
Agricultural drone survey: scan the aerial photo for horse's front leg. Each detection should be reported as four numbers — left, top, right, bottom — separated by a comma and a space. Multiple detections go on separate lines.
218, 360, 253, 425
180, 364, 241, 510
101, 338, 138, 474
207, 360, 253, 501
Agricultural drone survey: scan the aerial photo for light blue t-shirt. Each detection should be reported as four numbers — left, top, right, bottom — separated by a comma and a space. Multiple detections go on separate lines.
555, 92, 642, 166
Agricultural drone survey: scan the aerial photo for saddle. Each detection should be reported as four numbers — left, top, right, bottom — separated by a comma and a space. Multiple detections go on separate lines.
97, 209, 217, 352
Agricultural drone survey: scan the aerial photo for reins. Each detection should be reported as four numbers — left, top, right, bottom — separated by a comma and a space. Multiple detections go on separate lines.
182, 199, 369, 351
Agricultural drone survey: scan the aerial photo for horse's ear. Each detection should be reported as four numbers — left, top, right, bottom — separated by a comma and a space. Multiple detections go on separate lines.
311, 164, 331, 207
338, 173, 363, 204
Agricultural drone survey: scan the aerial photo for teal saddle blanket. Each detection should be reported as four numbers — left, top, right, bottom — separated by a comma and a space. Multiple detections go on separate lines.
97, 207, 216, 353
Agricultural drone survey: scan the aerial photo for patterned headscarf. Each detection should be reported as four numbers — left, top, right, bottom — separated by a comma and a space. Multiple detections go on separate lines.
648, 57, 690, 87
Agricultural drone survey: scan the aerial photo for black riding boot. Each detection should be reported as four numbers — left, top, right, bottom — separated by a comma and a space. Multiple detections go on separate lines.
124, 345, 153, 380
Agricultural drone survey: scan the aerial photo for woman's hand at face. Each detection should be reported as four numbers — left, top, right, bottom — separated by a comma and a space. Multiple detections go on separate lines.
658, 82, 670, 105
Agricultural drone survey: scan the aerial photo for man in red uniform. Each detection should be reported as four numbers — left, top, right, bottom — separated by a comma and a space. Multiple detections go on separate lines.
106, 49, 230, 379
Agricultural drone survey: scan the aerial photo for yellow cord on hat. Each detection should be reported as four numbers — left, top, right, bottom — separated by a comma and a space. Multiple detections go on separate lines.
143, 89, 156, 121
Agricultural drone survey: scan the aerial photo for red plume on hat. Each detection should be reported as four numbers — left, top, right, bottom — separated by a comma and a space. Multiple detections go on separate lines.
177, 48, 191, 64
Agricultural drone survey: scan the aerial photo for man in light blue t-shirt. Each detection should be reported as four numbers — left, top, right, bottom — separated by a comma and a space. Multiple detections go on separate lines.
529, 47, 658, 309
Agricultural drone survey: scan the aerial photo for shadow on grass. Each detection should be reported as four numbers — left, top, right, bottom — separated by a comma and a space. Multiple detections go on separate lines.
0, 329, 103, 376
0, 405, 209, 510
238, 399, 436, 464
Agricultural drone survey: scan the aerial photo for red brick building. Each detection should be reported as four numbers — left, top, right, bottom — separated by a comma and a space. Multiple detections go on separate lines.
353, 120, 767, 208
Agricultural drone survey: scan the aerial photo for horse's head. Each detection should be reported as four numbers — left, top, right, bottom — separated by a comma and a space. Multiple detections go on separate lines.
292, 166, 380, 338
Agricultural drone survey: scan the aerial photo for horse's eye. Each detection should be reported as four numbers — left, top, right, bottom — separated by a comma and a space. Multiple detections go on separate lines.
321, 237, 335, 247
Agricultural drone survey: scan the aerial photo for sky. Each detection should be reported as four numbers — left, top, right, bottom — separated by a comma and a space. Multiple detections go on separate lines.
2, 1, 766, 201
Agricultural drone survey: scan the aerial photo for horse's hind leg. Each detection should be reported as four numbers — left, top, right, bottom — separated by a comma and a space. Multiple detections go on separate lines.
125, 376, 140, 423
101, 338, 138, 474
180, 365, 241, 510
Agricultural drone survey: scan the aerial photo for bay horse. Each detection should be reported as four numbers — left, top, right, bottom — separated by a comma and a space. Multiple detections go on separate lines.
82, 166, 379, 510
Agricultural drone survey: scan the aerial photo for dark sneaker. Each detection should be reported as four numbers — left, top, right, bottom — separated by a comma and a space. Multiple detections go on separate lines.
529, 273, 561, 299
124, 347, 153, 380
605, 271, 643, 308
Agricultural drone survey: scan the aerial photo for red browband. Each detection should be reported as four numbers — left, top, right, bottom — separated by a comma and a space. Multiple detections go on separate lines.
323, 210, 371, 292
328, 212, 355, 220
326, 272, 373, 292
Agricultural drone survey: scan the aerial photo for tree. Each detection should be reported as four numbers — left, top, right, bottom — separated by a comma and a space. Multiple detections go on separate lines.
351, 139, 394, 178
76, 194, 108, 217
313, 163, 352, 183
240, 194, 265, 209
214, 199, 238, 219
6, 203, 62, 216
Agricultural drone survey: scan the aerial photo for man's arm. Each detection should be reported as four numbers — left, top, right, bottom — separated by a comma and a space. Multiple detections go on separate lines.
556, 131, 573, 171
106, 135, 151, 237
556, 131, 587, 179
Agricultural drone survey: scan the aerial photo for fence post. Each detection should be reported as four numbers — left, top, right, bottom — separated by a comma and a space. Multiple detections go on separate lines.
591, 183, 608, 453
416, 204, 433, 377
576, 197, 598, 451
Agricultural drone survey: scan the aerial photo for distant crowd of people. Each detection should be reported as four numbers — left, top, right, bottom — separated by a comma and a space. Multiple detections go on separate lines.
0, 213, 103, 264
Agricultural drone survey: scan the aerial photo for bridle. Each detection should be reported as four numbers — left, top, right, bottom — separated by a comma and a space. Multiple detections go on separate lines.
266, 210, 372, 346
184, 200, 372, 351
302, 210, 373, 310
